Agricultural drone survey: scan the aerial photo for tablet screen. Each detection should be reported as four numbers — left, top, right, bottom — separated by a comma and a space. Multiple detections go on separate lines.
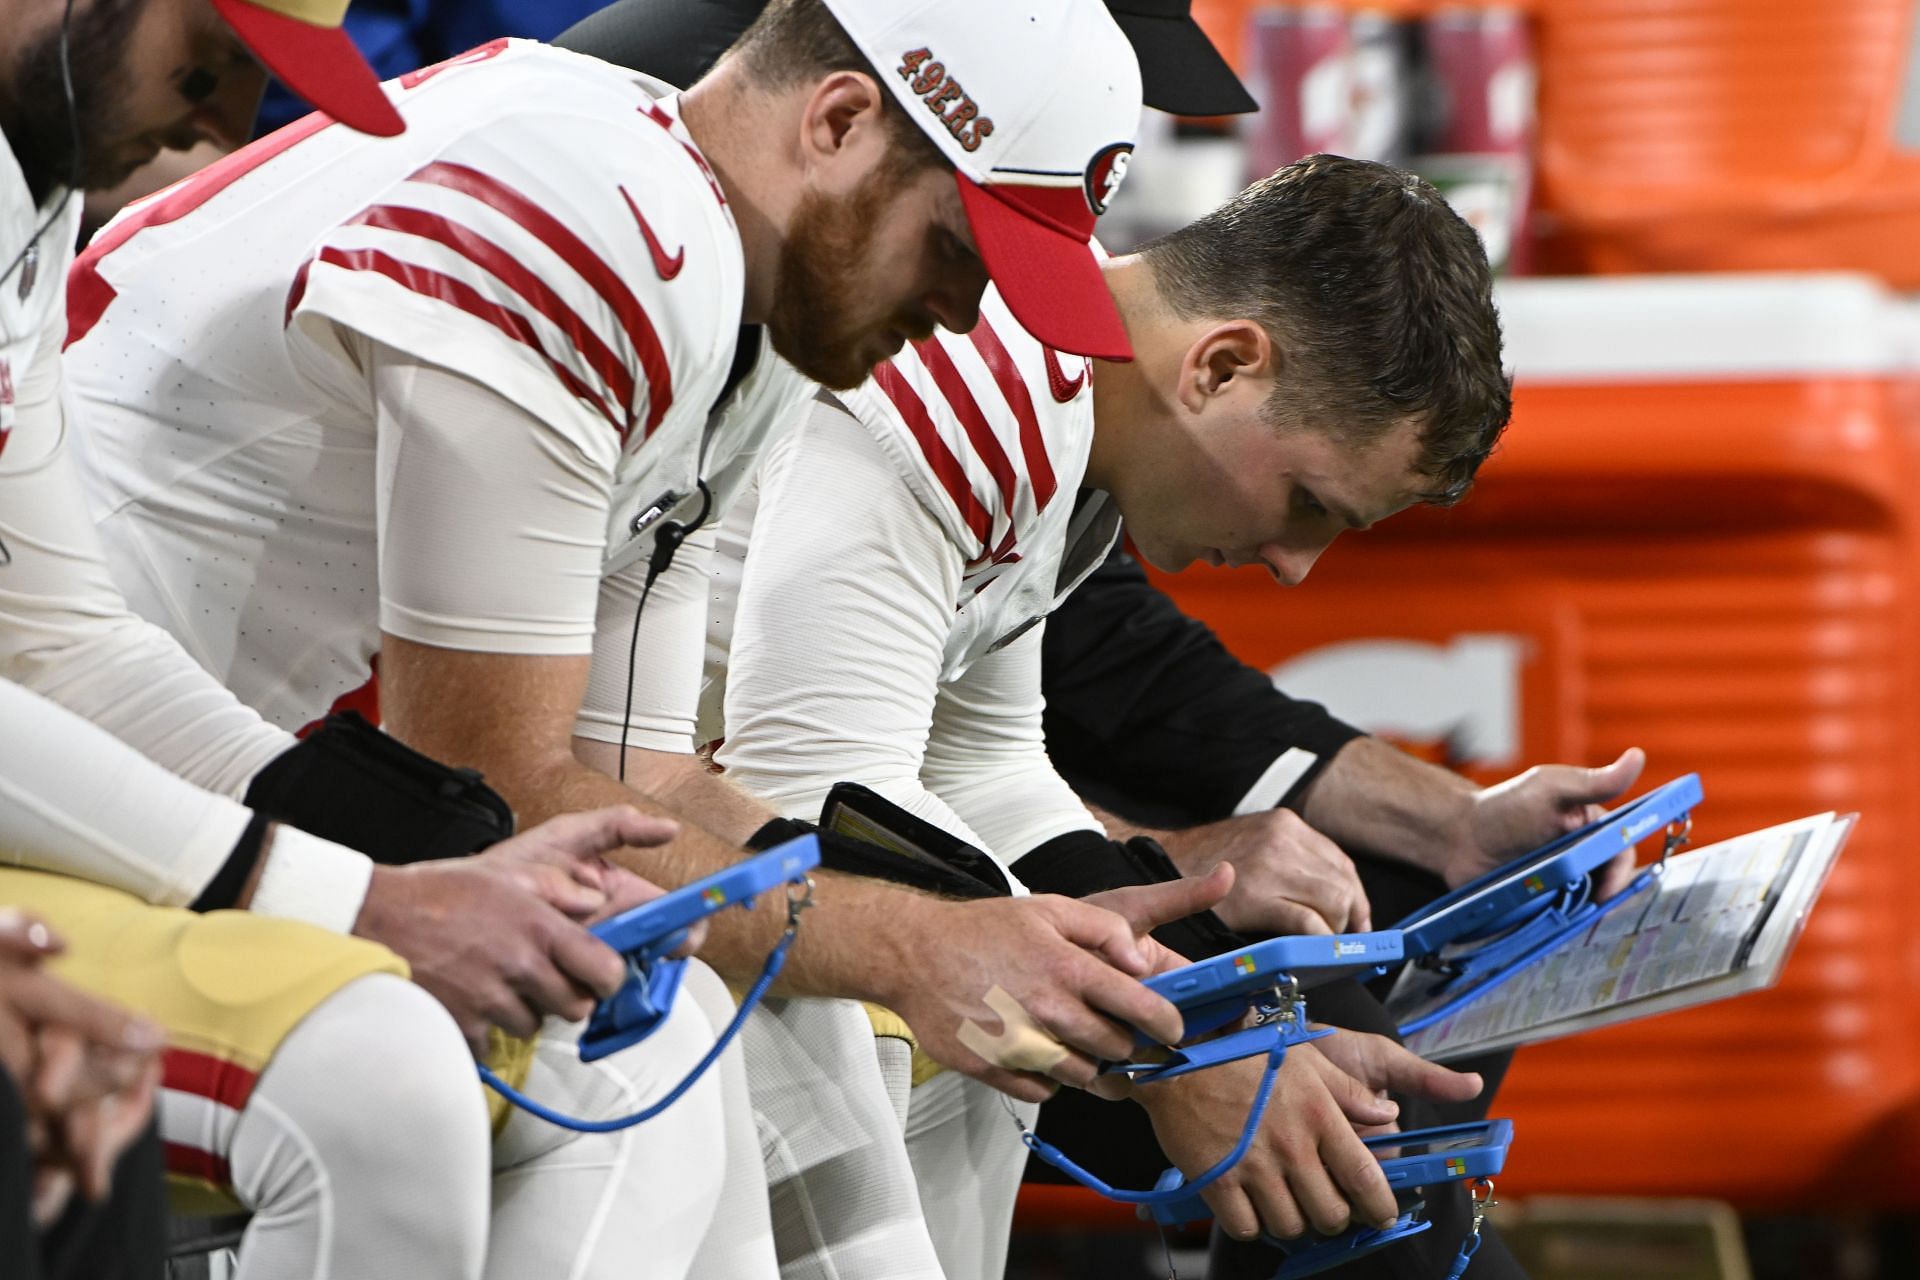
1365, 1123, 1502, 1161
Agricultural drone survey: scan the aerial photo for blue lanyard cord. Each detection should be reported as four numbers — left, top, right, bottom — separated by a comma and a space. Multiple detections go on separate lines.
1018, 1038, 1287, 1205
478, 927, 795, 1133
1444, 1223, 1483, 1280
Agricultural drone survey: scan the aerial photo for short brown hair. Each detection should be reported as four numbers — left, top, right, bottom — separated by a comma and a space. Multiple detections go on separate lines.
727, 0, 947, 177
1140, 155, 1510, 504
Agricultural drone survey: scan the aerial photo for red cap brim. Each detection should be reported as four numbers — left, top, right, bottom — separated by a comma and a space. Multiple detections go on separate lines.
957, 174, 1132, 362
212, 0, 405, 137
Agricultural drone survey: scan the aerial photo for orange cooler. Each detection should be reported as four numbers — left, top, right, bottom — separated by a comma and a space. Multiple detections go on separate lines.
1153, 274, 1920, 1205
1533, 0, 1920, 283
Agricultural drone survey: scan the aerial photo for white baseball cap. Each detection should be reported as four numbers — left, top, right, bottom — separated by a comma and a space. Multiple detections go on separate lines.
823, 0, 1144, 360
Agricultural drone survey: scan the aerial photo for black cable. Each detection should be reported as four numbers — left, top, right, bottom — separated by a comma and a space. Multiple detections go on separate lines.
616, 479, 713, 783
1, 0, 81, 294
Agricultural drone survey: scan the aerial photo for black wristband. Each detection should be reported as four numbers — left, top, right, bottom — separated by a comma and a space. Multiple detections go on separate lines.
1018, 829, 1248, 961
190, 812, 273, 913
746, 817, 813, 852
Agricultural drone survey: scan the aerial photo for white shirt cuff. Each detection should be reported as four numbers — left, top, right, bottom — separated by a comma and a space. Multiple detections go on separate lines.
248, 825, 376, 935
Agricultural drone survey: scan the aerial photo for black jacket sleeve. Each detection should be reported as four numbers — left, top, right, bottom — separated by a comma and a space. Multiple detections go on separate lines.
1041, 546, 1365, 827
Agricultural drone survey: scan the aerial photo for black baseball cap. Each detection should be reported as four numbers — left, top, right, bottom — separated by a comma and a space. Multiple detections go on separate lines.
1108, 0, 1258, 117
556, 0, 1257, 117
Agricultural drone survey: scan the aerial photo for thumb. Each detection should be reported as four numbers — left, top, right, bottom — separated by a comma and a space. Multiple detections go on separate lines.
1089, 864, 1235, 935
1571, 748, 1645, 806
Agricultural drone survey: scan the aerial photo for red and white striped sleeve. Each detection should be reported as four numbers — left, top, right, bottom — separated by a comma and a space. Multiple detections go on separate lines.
839, 297, 1066, 582
285, 107, 738, 466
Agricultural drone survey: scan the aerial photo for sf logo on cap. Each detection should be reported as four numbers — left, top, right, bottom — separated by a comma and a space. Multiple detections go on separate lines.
1084, 142, 1133, 215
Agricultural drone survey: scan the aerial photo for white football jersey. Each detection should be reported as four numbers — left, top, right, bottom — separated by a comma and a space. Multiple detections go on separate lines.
709, 280, 1122, 866
0, 143, 75, 461
68, 41, 748, 733
833, 282, 1121, 681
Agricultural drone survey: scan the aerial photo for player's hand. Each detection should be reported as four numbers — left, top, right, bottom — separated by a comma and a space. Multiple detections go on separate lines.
353, 805, 685, 1052
1452, 748, 1645, 898
880, 893, 1187, 1103
1155, 811, 1370, 935
1307, 1027, 1483, 1136
1134, 1040, 1402, 1240
41, 1052, 161, 1211
1082, 863, 1237, 976
0, 912, 166, 1218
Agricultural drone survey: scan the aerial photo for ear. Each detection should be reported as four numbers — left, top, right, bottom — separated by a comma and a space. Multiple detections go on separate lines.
795, 70, 892, 191
1176, 320, 1273, 415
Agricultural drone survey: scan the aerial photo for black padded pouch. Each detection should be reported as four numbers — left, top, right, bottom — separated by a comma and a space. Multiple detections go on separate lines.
746, 782, 1011, 901
244, 712, 515, 864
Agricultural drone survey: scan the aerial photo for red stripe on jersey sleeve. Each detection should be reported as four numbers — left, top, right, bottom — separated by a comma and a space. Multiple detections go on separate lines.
164, 1047, 260, 1112
912, 337, 1020, 525
164, 1141, 233, 1190
68, 111, 336, 349
315, 246, 622, 430
405, 161, 674, 437
872, 361, 993, 554
349, 204, 637, 430
968, 318, 1059, 512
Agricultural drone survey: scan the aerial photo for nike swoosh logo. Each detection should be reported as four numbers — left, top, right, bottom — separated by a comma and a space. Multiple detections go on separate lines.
1043, 346, 1085, 403
621, 186, 685, 281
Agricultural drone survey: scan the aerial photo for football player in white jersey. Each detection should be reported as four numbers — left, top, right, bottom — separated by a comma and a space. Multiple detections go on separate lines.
0, 6, 772, 1279
709, 156, 1518, 1273
67, 0, 1212, 1098
62, 4, 1247, 1271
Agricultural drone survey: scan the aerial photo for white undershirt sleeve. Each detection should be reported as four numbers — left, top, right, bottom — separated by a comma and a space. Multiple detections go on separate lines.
923, 622, 1105, 863
0, 676, 372, 931
368, 337, 710, 754
574, 527, 712, 754
0, 676, 246, 903
367, 338, 618, 657
0, 290, 294, 797
717, 396, 1061, 881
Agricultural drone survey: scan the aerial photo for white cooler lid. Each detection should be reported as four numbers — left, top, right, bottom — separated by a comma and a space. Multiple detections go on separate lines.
1495, 273, 1920, 382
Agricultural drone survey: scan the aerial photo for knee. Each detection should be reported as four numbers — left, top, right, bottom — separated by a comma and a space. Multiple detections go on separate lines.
256, 973, 489, 1175
677, 958, 740, 1038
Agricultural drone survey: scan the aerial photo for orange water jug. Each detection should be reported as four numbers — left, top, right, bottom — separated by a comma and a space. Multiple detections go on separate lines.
1533, 0, 1920, 283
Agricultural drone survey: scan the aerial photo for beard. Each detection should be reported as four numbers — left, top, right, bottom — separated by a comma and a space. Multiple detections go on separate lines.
3, 0, 145, 204
766, 165, 932, 391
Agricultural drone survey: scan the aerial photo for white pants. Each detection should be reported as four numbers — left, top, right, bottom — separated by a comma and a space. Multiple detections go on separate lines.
904, 1071, 1034, 1280
745, 998, 1035, 1280
745, 998, 946, 1280
207, 963, 774, 1280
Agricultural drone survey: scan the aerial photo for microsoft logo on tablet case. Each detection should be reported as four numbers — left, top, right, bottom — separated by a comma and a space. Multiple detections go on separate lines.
1334, 941, 1367, 958
1233, 954, 1258, 975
